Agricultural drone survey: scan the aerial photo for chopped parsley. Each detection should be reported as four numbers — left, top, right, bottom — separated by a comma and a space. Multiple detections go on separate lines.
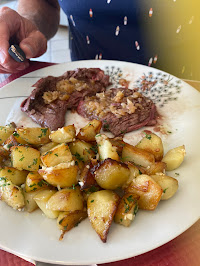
133, 204, 139, 215
19, 156, 25, 161
59, 218, 64, 224
126, 195, 134, 203
7, 169, 12, 173
54, 153, 58, 157
139, 170, 142, 175
144, 132, 152, 140
91, 200, 94, 203
87, 186, 99, 193
38, 128, 48, 138
13, 132, 19, 138
74, 152, 84, 162
90, 145, 98, 154
32, 158, 38, 165
167, 131, 172, 134
163, 188, 168, 193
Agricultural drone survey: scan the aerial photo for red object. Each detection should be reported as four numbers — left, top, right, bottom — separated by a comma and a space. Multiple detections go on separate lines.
0, 62, 200, 266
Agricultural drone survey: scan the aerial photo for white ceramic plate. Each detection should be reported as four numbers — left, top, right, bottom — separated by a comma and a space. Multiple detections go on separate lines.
0, 60, 200, 265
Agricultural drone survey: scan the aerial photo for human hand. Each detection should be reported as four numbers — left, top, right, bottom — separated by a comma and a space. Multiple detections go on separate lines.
0, 7, 47, 73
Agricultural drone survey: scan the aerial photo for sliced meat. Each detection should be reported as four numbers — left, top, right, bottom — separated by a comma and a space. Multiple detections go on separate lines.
21, 68, 110, 130
77, 88, 157, 136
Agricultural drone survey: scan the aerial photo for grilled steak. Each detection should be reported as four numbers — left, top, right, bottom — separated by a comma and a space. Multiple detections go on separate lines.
77, 88, 157, 136
21, 68, 110, 130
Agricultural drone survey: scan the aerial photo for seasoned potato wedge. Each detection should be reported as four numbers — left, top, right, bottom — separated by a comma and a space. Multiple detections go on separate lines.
87, 190, 120, 242
39, 162, 78, 188
109, 137, 126, 156
95, 134, 119, 161
50, 125, 76, 143
69, 140, 95, 162
0, 124, 15, 145
0, 177, 25, 210
162, 145, 186, 171
136, 132, 164, 161
0, 167, 27, 186
122, 162, 140, 189
94, 158, 130, 190
23, 188, 39, 213
151, 174, 178, 200
122, 143, 155, 167
77, 119, 102, 142
16, 127, 50, 145
34, 189, 59, 219
47, 187, 84, 212
41, 143, 73, 167
10, 146, 41, 171
114, 193, 139, 227
39, 142, 58, 155
144, 162, 166, 176
57, 210, 87, 238
125, 174, 163, 210
25, 171, 50, 192
4, 133, 28, 148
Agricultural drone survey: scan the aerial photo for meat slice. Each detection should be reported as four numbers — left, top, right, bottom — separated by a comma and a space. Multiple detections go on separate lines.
77, 88, 157, 136
21, 68, 110, 130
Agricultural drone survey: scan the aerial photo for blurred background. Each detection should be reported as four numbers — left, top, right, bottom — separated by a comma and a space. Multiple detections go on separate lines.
0, 0, 70, 63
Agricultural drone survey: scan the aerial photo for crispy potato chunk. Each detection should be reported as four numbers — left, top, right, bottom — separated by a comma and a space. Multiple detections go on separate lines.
39, 142, 58, 155
4, 133, 28, 148
10, 146, 40, 171
69, 140, 95, 162
136, 132, 164, 161
77, 119, 102, 142
0, 146, 9, 163
57, 210, 87, 239
144, 162, 166, 176
23, 188, 39, 213
94, 158, 130, 190
95, 134, 119, 161
16, 127, 50, 145
25, 171, 50, 192
47, 187, 84, 212
0, 177, 25, 210
122, 143, 155, 167
162, 145, 186, 171
41, 143, 73, 167
38, 162, 78, 188
79, 162, 98, 190
34, 189, 59, 219
109, 137, 126, 156
0, 167, 27, 186
122, 162, 140, 189
151, 174, 178, 200
87, 190, 120, 243
49, 125, 76, 143
125, 174, 163, 210
0, 124, 15, 145
114, 193, 139, 227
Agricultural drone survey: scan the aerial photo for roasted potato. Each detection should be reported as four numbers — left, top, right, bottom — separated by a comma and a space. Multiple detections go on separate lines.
16, 127, 50, 145
10, 146, 41, 171
0, 146, 9, 163
25, 171, 50, 192
151, 174, 178, 200
77, 119, 102, 142
87, 190, 120, 242
78, 162, 98, 190
39, 142, 58, 155
136, 132, 164, 161
95, 134, 119, 161
57, 210, 87, 239
114, 193, 139, 227
47, 187, 84, 212
23, 188, 39, 213
122, 143, 155, 167
0, 177, 25, 210
69, 140, 95, 162
122, 162, 140, 189
34, 189, 59, 219
143, 162, 166, 176
109, 137, 126, 156
0, 167, 27, 186
94, 158, 130, 190
38, 162, 78, 188
0, 124, 15, 145
41, 143, 73, 167
125, 174, 163, 210
4, 133, 29, 148
162, 145, 186, 171
50, 125, 76, 143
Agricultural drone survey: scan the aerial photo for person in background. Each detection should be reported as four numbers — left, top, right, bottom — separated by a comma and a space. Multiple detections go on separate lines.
0, 0, 199, 80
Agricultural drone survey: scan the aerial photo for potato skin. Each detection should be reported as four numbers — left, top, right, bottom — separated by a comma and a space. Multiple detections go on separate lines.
94, 158, 130, 190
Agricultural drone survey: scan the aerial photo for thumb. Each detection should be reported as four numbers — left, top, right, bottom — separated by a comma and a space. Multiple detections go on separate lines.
20, 30, 47, 59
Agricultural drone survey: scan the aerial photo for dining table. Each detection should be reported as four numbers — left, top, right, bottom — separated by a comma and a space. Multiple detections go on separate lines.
0, 61, 199, 266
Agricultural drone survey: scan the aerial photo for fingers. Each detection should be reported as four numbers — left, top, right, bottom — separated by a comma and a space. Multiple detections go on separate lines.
20, 30, 47, 59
